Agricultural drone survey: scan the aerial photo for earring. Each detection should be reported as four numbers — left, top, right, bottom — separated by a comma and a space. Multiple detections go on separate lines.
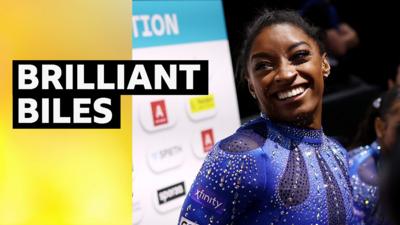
323, 71, 330, 78
251, 93, 256, 99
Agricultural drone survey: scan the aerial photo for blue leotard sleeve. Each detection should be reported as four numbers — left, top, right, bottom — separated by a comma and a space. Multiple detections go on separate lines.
178, 130, 268, 225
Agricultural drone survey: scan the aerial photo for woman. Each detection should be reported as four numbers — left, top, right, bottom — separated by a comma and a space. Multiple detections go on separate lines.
349, 87, 400, 225
380, 124, 400, 225
179, 9, 353, 224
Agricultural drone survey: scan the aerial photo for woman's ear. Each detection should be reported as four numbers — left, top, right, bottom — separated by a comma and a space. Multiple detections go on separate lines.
388, 79, 395, 89
375, 117, 385, 140
321, 53, 331, 79
247, 77, 257, 99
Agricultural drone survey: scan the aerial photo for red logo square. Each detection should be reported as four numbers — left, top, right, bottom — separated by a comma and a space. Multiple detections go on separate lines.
201, 129, 214, 153
151, 100, 168, 126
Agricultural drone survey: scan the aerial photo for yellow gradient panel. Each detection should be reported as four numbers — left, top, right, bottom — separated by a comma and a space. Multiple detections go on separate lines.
0, 0, 132, 224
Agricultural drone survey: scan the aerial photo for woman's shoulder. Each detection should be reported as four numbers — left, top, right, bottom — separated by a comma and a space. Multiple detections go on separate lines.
180, 118, 269, 224
194, 117, 269, 192
218, 116, 267, 154
348, 143, 374, 160
325, 136, 348, 160
348, 143, 378, 177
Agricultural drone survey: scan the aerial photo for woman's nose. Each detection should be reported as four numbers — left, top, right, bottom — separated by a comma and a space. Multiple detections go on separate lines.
274, 64, 297, 83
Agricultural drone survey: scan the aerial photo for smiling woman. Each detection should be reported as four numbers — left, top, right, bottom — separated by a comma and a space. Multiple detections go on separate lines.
242, 13, 330, 129
178, 9, 354, 225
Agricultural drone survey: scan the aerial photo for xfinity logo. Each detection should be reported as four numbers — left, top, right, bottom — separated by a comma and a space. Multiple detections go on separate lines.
191, 187, 224, 213
157, 182, 185, 204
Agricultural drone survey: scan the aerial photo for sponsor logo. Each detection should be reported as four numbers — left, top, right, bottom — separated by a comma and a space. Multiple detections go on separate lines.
147, 145, 184, 173
191, 128, 216, 159
201, 129, 214, 153
190, 187, 224, 214
186, 94, 217, 121
157, 182, 186, 204
151, 100, 168, 126
189, 95, 215, 113
138, 98, 176, 132
150, 145, 182, 160
179, 216, 199, 225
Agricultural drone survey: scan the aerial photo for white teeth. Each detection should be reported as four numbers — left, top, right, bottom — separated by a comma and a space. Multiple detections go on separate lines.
277, 87, 305, 100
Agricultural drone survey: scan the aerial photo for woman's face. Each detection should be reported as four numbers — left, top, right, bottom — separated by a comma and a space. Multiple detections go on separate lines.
378, 100, 400, 152
247, 23, 330, 128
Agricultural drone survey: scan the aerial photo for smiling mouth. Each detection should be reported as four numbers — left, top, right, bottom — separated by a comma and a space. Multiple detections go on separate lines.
276, 85, 308, 101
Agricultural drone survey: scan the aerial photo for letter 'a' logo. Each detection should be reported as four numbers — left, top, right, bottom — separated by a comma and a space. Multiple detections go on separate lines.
151, 100, 168, 126
201, 129, 214, 153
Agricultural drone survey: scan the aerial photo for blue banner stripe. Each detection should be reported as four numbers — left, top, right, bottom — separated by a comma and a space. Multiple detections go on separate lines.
132, 0, 227, 48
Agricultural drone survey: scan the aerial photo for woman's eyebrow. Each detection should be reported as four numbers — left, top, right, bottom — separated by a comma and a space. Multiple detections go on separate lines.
250, 41, 311, 61
389, 104, 400, 115
250, 52, 273, 61
287, 41, 311, 52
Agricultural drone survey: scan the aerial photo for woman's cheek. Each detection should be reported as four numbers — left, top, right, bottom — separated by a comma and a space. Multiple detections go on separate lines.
383, 124, 396, 150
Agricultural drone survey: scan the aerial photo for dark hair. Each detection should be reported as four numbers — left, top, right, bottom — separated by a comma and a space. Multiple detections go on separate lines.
379, 124, 400, 224
386, 57, 400, 82
350, 87, 400, 148
379, 87, 400, 120
236, 9, 326, 83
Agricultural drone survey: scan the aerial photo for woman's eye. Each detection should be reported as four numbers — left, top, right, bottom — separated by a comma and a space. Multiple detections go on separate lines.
254, 62, 273, 71
290, 50, 310, 64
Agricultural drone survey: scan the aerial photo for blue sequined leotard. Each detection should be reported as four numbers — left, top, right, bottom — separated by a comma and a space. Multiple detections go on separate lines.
349, 141, 386, 225
179, 115, 353, 225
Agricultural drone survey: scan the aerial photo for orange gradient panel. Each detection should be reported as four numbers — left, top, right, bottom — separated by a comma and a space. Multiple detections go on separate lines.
0, 0, 132, 225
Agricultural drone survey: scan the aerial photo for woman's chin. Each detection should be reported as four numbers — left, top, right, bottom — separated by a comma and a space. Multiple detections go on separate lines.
273, 110, 315, 128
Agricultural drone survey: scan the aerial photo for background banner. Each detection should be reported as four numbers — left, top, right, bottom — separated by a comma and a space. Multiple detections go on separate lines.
132, 0, 241, 224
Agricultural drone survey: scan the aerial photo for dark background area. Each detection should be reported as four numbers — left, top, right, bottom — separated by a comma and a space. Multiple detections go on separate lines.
222, 0, 400, 147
